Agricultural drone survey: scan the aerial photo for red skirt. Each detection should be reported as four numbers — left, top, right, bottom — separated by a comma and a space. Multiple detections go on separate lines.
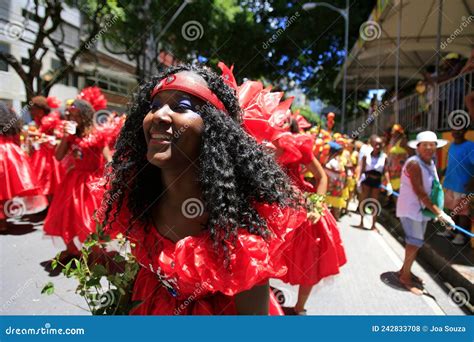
0, 138, 40, 201
280, 206, 347, 286
130, 268, 284, 315
43, 169, 101, 243
29, 144, 65, 196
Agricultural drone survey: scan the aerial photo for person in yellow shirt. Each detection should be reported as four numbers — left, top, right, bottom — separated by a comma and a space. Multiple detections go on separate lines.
386, 124, 410, 194
324, 142, 347, 220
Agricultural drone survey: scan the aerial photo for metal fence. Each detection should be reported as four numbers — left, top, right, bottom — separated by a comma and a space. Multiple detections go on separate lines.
436, 70, 473, 131
346, 70, 473, 138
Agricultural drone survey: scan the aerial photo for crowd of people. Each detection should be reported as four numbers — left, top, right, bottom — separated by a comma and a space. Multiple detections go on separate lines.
0, 62, 472, 314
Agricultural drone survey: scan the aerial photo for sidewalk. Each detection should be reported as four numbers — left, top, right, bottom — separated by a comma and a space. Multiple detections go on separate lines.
0, 206, 468, 315
379, 208, 474, 312
271, 201, 466, 315
0, 215, 88, 315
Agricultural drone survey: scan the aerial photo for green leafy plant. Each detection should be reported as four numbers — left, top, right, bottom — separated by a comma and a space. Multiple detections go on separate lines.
42, 225, 140, 315
305, 193, 326, 223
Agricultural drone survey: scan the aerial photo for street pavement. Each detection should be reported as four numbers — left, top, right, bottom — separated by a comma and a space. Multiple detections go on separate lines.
271, 202, 466, 315
0, 201, 467, 315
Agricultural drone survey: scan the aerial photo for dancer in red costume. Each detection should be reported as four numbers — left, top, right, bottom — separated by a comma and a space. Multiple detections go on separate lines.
76, 86, 125, 155
275, 122, 346, 315
43, 99, 112, 260
99, 65, 306, 315
28, 96, 65, 200
219, 62, 347, 315
0, 102, 40, 231
96, 113, 125, 155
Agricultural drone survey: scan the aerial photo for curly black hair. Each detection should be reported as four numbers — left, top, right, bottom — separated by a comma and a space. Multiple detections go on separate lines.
70, 99, 94, 136
101, 64, 302, 260
0, 101, 22, 136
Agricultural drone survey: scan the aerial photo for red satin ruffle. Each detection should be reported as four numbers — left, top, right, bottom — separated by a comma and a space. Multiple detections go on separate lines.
42, 169, 103, 243
127, 204, 306, 315
43, 131, 107, 243
0, 136, 40, 201
280, 206, 346, 286
29, 144, 65, 196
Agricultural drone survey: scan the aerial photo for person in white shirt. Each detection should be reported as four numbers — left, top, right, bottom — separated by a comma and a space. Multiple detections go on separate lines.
356, 135, 391, 230
396, 131, 454, 295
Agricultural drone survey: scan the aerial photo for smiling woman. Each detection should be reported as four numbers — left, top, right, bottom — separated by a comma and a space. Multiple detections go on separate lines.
99, 64, 306, 315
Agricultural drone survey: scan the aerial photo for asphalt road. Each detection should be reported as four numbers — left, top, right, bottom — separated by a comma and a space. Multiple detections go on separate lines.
0, 201, 466, 315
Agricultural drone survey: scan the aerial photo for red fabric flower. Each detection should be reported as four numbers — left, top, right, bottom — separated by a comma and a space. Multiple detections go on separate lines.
77, 86, 107, 111
46, 96, 61, 109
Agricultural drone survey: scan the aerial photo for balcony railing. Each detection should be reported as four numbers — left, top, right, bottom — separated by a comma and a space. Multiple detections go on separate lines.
346, 70, 473, 138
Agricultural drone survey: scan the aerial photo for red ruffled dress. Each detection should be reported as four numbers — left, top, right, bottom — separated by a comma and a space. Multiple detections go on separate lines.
1, 135, 40, 219
43, 130, 107, 243
276, 133, 347, 286
29, 112, 65, 196
97, 116, 124, 155
106, 203, 306, 315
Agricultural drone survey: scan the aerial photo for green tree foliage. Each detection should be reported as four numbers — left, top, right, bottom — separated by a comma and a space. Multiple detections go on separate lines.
103, 0, 373, 105
293, 105, 321, 125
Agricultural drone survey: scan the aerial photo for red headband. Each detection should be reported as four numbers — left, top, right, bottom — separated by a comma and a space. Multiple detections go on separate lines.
151, 74, 227, 113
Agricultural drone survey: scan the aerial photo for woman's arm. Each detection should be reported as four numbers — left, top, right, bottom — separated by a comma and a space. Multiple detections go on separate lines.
234, 281, 269, 315
356, 155, 367, 182
405, 160, 442, 216
55, 122, 75, 161
383, 156, 391, 185
55, 136, 70, 161
102, 146, 112, 163
305, 156, 328, 195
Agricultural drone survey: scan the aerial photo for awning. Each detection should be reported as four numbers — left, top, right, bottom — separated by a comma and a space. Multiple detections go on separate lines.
334, 0, 473, 91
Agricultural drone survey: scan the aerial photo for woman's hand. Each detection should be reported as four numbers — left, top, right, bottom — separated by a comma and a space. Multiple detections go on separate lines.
307, 211, 321, 224
437, 211, 455, 228
63, 121, 77, 137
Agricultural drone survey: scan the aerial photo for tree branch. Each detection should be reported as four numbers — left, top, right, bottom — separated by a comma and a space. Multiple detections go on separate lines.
0, 52, 28, 84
